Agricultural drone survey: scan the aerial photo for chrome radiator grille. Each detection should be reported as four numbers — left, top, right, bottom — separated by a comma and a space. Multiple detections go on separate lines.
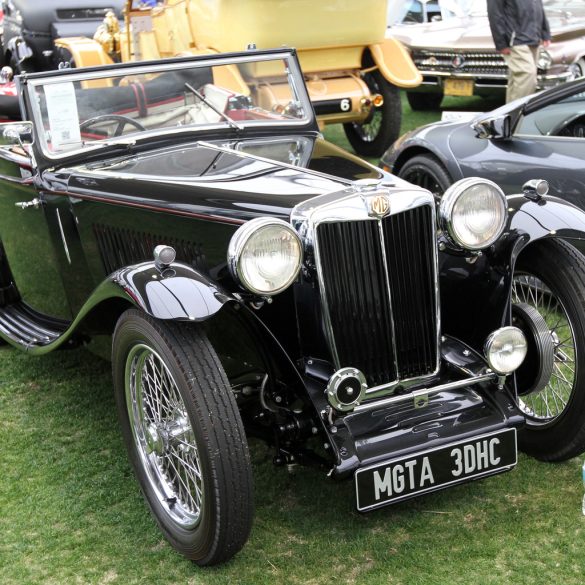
316, 205, 438, 387
412, 50, 507, 76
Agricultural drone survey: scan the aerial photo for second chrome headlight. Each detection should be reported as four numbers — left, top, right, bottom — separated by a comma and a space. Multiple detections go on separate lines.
228, 218, 302, 295
440, 178, 507, 250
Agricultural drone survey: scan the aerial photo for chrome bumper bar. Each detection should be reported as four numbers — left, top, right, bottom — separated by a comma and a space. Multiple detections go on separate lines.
352, 371, 497, 414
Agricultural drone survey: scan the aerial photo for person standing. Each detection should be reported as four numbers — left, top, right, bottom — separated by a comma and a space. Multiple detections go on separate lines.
487, 0, 551, 103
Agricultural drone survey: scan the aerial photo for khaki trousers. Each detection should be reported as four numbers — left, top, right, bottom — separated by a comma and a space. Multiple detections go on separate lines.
503, 45, 539, 103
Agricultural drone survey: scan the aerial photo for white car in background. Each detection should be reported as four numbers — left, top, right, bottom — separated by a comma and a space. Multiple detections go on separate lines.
388, 0, 585, 109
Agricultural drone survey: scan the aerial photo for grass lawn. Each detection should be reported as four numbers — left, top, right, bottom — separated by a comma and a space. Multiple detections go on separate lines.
2, 94, 585, 585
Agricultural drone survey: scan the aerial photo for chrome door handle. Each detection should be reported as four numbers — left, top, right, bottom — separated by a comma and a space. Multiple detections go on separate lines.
15, 198, 43, 210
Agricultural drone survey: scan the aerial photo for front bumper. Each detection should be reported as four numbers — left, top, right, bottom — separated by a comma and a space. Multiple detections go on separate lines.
306, 336, 525, 499
410, 69, 575, 97
327, 376, 523, 481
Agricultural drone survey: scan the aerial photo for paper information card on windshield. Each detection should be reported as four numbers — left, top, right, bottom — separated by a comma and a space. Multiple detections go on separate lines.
44, 82, 82, 150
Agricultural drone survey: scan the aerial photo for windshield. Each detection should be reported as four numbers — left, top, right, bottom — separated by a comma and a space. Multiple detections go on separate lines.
27, 52, 311, 157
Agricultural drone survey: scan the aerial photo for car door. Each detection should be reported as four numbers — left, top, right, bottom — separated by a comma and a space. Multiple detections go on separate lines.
0, 126, 72, 319
469, 82, 585, 206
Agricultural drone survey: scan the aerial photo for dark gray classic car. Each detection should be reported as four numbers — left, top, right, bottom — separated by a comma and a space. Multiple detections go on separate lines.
3, 48, 585, 565
381, 76, 585, 208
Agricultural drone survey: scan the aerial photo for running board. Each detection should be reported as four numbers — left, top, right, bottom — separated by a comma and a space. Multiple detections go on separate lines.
0, 302, 70, 348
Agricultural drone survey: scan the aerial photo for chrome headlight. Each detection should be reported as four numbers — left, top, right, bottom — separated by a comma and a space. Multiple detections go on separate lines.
228, 218, 302, 295
484, 326, 527, 375
537, 49, 552, 70
439, 178, 507, 250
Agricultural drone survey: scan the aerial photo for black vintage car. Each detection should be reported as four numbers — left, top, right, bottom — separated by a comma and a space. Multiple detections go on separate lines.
2, 48, 585, 566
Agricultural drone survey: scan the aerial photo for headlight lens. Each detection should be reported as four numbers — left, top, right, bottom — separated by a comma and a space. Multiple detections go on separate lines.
537, 49, 552, 70
440, 178, 507, 250
484, 326, 527, 375
228, 218, 302, 295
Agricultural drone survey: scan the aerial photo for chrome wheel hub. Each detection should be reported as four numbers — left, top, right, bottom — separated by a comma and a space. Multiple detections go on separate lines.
512, 274, 577, 423
125, 344, 204, 529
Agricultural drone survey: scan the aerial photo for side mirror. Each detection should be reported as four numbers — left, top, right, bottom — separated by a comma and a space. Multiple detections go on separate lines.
0, 122, 34, 147
473, 114, 512, 140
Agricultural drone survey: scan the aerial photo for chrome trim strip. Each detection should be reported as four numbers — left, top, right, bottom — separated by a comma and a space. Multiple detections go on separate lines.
55, 208, 71, 265
352, 372, 497, 414
376, 217, 400, 382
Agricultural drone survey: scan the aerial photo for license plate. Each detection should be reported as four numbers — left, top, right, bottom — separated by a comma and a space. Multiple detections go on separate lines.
355, 428, 517, 512
444, 78, 474, 97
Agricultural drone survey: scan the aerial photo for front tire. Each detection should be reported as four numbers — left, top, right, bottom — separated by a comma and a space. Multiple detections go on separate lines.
397, 153, 452, 196
343, 68, 401, 157
112, 309, 253, 565
513, 239, 585, 461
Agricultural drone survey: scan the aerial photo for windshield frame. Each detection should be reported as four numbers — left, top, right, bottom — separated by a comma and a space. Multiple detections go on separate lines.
19, 48, 316, 163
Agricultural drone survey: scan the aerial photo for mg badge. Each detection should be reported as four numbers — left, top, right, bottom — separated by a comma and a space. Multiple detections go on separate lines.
369, 194, 390, 217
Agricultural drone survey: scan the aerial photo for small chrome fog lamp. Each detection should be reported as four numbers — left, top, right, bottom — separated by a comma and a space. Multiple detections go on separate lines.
440, 178, 508, 250
484, 326, 527, 375
228, 217, 302, 295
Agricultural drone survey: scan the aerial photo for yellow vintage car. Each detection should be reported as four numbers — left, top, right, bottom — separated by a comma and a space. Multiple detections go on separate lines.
54, 0, 421, 156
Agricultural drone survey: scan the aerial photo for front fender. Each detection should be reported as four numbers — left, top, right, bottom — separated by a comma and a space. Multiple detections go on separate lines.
107, 260, 233, 321
369, 38, 422, 88
10, 260, 235, 355
507, 194, 585, 245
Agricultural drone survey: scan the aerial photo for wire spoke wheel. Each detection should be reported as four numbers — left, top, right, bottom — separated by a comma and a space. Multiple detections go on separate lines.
513, 239, 585, 461
351, 102, 382, 143
512, 274, 576, 422
113, 310, 253, 564
343, 66, 401, 157
126, 344, 204, 528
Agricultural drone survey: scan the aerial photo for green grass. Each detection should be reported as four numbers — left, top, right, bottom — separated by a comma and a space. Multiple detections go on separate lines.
2, 96, 585, 584
1, 346, 585, 584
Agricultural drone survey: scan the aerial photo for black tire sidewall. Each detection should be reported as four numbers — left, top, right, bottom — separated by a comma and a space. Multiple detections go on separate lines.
515, 239, 585, 460
112, 310, 234, 561
398, 154, 452, 195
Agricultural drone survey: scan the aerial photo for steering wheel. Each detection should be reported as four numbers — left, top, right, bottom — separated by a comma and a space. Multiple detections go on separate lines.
80, 114, 146, 137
